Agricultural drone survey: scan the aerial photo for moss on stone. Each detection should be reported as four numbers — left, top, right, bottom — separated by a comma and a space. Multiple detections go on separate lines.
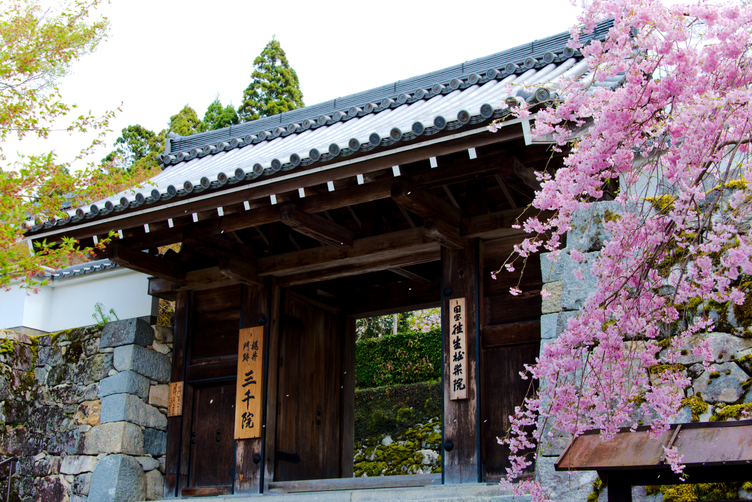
63, 341, 83, 364
648, 363, 685, 375
680, 396, 708, 422
711, 402, 752, 421
0, 340, 15, 356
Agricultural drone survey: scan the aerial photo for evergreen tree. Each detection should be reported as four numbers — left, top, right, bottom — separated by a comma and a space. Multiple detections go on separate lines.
168, 105, 201, 136
200, 96, 239, 132
238, 38, 304, 122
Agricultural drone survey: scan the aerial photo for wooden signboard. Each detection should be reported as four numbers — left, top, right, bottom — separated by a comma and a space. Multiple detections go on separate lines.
235, 326, 265, 439
449, 298, 468, 400
167, 381, 183, 417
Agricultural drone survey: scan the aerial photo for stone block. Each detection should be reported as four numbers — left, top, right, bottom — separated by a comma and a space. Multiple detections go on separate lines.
145, 468, 164, 500
36, 475, 71, 502
47, 429, 82, 455
673, 332, 752, 365
89, 454, 146, 502
694, 362, 749, 403
153, 325, 173, 343
152, 340, 170, 354
0, 425, 25, 456
568, 200, 628, 253
541, 280, 562, 314
60, 455, 98, 475
136, 456, 159, 471
536, 456, 598, 502
561, 251, 599, 311
101, 318, 154, 349
113, 344, 170, 383
73, 400, 101, 426
98, 370, 150, 400
74, 472, 92, 496
540, 252, 564, 282
83, 422, 144, 455
541, 314, 558, 340
149, 384, 169, 408
101, 393, 167, 430
144, 428, 167, 456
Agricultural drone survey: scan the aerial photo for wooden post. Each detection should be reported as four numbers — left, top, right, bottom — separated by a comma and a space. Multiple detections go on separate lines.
339, 317, 356, 478
165, 291, 189, 497
234, 283, 268, 494
442, 240, 480, 483
262, 281, 283, 492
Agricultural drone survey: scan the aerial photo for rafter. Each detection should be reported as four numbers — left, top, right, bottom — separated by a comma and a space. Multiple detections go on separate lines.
423, 217, 464, 250
391, 180, 462, 226
108, 242, 186, 283
279, 204, 354, 248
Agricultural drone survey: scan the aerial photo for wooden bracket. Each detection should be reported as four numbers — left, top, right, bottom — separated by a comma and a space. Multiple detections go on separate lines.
108, 242, 186, 283
391, 180, 462, 226
280, 204, 354, 248
219, 257, 261, 286
423, 217, 464, 250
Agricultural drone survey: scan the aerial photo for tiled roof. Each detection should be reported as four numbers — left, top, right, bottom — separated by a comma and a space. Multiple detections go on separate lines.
44, 259, 119, 280
28, 21, 616, 234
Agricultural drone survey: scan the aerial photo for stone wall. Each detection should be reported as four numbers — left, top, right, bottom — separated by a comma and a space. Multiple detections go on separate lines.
537, 201, 752, 502
0, 318, 172, 502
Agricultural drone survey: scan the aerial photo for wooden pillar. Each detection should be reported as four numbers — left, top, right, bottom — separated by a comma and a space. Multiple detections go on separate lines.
339, 317, 356, 478
262, 281, 283, 492
165, 291, 190, 497
234, 282, 269, 494
442, 240, 480, 483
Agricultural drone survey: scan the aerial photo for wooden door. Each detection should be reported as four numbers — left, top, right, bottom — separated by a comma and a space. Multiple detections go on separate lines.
189, 382, 236, 488
274, 293, 343, 481
480, 342, 539, 479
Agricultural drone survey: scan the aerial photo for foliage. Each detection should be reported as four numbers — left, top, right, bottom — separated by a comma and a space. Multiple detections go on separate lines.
91, 302, 118, 326
0, 0, 160, 289
492, 1, 752, 499
356, 308, 440, 339
355, 328, 441, 388
200, 95, 239, 132
237, 37, 304, 122
354, 381, 442, 442
102, 124, 164, 171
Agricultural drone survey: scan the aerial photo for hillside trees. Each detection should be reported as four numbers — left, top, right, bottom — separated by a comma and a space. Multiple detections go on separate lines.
200, 95, 239, 132
0, 0, 152, 288
495, 1, 752, 499
238, 37, 304, 121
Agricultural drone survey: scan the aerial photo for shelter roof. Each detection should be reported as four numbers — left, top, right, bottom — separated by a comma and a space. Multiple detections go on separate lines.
27, 20, 616, 239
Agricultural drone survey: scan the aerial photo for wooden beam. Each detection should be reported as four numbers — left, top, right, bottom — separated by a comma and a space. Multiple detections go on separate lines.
513, 157, 541, 190
389, 267, 431, 284
280, 204, 354, 248
219, 258, 261, 286
344, 277, 440, 317
183, 227, 257, 261
147, 266, 240, 295
424, 217, 464, 250
277, 247, 440, 287
391, 180, 462, 226
108, 243, 186, 283
481, 320, 541, 348
258, 227, 435, 278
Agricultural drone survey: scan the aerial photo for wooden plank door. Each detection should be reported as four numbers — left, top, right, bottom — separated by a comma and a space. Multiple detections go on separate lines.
274, 293, 343, 481
480, 342, 539, 479
189, 382, 236, 488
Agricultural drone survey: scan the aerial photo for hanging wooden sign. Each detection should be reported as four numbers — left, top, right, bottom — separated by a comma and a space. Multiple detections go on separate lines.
449, 297, 468, 400
167, 381, 184, 417
235, 326, 265, 439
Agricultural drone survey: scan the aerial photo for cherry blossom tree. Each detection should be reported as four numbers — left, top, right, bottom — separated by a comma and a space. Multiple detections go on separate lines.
493, 1, 752, 499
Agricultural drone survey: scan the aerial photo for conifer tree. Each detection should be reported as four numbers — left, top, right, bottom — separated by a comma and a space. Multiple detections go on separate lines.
238, 38, 304, 122
201, 96, 239, 132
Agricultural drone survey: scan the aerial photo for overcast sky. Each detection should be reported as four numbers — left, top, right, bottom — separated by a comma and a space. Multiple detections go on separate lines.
5, 0, 581, 167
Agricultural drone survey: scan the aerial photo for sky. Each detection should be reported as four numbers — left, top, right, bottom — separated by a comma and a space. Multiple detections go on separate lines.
5, 0, 581, 167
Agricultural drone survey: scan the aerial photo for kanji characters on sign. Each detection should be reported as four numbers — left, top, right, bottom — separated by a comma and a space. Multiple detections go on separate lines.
449, 298, 467, 400
235, 326, 264, 439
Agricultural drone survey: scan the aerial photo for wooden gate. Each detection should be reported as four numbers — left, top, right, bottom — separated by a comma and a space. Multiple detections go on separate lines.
188, 382, 236, 489
274, 292, 349, 481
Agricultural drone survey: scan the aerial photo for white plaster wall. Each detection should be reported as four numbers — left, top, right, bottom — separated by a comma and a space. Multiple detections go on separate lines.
0, 268, 153, 332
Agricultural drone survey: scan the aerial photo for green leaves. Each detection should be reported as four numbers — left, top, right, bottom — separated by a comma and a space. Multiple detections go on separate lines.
237, 38, 304, 122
